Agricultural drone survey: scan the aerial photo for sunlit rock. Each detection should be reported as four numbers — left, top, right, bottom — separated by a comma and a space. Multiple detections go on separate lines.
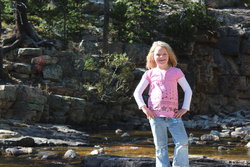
63, 149, 77, 159
115, 129, 123, 135
121, 132, 130, 137
90, 148, 104, 155
200, 134, 220, 141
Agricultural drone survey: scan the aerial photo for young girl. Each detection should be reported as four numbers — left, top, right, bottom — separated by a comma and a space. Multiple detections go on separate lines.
133, 41, 192, 167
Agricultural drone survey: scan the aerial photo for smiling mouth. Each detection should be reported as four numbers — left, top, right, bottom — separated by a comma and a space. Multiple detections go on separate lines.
158, 59, 167, 63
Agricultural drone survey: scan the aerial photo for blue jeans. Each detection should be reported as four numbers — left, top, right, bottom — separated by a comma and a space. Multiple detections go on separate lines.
149, 117, 189, 167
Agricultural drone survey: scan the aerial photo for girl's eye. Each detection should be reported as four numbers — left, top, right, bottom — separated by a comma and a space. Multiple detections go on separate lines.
156, 54, 167, 56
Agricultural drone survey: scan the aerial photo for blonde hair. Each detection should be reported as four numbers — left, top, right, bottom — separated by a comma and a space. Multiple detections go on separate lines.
146, 41, 177, 69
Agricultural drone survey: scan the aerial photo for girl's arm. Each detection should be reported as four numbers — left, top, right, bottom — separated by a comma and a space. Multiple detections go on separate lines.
174, 76, 192, 118
133, 77, 149, 109
178, 77, 193, 111
134, 77, 156, 119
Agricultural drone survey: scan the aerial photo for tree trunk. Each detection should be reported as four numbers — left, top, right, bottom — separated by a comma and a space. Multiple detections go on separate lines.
63, 5, 67, 46
3, 0, 42, 53
0, 1, 3, 81
0, 1, 2, 38
103, 0, 110, 54
0, 48, 4, 82
16, 0, 41, 41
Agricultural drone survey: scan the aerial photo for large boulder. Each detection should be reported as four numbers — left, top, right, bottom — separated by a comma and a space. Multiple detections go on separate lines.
17, 48, 43, 63
13, 63, 32, 74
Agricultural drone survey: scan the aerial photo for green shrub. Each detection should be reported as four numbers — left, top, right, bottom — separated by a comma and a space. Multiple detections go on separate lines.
83, 58, 99, 71
83, 53, 135, 103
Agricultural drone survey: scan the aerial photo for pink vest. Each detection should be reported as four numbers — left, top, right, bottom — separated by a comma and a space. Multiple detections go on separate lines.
143, 67, 184, 117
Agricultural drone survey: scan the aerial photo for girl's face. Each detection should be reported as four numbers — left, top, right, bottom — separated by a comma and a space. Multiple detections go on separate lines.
153, 46, 169, 69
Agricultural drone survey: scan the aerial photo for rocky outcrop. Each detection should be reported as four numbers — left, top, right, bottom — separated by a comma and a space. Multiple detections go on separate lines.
0, 85, 93, 124
0, 85, 47, 121
208, 8, 250, 26
187, 8, 250, 115
0, 85, 146, 128
184, 110, 250, 131
205, 0, 247, 8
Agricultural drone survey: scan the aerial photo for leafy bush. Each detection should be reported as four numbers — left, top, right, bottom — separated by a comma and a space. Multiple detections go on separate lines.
1, 0, 12, 14
83, 53, 135, 103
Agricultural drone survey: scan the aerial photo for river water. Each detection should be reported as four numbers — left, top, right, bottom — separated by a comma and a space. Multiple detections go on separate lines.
0, 130, 249, 167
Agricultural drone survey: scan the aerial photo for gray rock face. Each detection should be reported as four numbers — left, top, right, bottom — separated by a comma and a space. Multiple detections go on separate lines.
43, 64, 63, 81
47, 94, 87, 124
218, 36, 240, 56
0, 85, 17, 112
0, 85, 112, 125
11, 86, 47, 121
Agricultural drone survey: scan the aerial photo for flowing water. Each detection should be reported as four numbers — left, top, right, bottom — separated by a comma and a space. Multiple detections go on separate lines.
0, 130, 249, 167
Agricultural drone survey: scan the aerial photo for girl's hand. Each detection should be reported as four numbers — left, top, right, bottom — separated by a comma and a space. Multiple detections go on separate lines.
141, 105, 156, 120
174, 109, 188, 118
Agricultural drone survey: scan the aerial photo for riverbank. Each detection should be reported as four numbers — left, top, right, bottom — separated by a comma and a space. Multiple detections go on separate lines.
1, 153, 249, 167
0, 117, 249, 166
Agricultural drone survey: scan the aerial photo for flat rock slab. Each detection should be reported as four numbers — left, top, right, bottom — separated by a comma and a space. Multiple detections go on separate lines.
82, 155, 250, 167
82, 155, 155, 167
0, 119, 89, 146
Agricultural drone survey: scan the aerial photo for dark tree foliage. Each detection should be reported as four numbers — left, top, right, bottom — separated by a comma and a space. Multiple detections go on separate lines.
110, 0, 159, 44
27, 0, 89, 41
